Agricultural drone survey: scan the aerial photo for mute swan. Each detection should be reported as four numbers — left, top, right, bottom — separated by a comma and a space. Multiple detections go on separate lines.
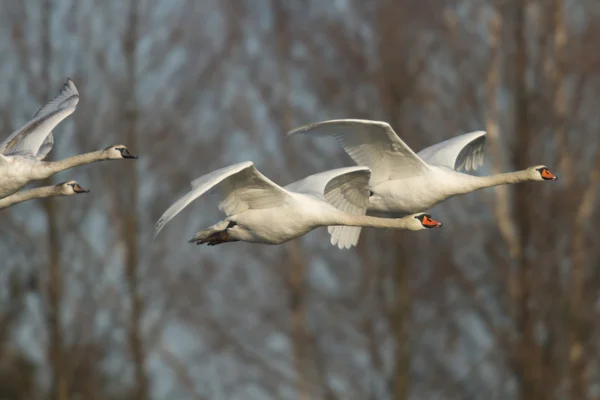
289, 119, 557, 242
0, 180, 89, 210
0, 78, 137, 199
154, 161, 442, 248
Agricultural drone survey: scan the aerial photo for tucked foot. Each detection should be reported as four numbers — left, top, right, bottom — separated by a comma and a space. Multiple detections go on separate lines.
189, 230, 231, 246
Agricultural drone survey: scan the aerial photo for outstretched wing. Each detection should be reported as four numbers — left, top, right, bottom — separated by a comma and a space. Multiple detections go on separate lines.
417, 130, 487, 172
288, 119, 431, 185
285, 166, 371, 249
36, 132, 55, 160
155, 161, 292, 237
0, 78, 79, 157
324, 167, 371, 249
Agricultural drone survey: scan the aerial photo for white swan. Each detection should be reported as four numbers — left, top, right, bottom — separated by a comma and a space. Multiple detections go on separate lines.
0, 78, 137, 199
154, 161, 442, 248
0, 180, 89, 210
288, 119, 557, 241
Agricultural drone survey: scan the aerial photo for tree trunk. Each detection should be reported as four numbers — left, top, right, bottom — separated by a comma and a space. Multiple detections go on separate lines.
288, 242, 310, 400
122, 2, 148, 399
393, 252, 409, 400
512, 1, 541, 399
40, 0, 68, 398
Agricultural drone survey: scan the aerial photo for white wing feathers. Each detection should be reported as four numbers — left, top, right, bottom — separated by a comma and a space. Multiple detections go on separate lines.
285, 165, 371, 249
417, 130, 487, 172
215, 163, 290, 216
322, 167, 371, 249
36, 132, 55, 160
0, 78, 79, 157
288, 119, 431, 184
154, 162, 291, 237
284, 165, 369, 198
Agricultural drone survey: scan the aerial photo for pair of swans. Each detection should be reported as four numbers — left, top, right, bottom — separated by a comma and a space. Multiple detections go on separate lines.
154, 162, 442, 247
156, 120, 556, 249
0, 78, 137, 206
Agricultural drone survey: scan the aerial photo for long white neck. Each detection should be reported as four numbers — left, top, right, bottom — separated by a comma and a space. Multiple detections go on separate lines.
38, 150, 110, 178
452, 169, 532, 195
0, 185, 63, 209
324, 210, 420, 230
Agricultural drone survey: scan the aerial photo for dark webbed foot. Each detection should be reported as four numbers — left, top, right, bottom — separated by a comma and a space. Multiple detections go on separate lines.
193, 230, 230, 246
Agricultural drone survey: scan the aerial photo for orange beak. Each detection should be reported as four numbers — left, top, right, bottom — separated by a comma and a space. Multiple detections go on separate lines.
541, 169, 558, 180
422, 216, 443, 228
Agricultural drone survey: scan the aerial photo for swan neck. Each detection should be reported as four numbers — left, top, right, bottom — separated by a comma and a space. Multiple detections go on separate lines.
43, 150, 107, 175
458, 170, 530, 194
0, 186, 59, 209
329, 212, 413, 230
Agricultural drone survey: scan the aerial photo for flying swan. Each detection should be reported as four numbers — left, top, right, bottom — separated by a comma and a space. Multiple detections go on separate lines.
288, 119, 557, 243
0, 78, 137, 199
0, 180, 89, 210
154, 161, 442, 248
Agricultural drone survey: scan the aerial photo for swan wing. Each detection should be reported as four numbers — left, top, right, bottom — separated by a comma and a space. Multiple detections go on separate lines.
288, 119, 431, 184
155, 161, 292, 237
0, 79, 79, 157
323, 167, 371, 249
36, 132, 54, 160
285, 166, 371, 249
284, 165, 369, 198
417, 130, 487, 172
0, 154, 8, 165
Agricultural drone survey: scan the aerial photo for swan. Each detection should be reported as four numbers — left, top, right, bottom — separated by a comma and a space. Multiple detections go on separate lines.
0, 78, 137, 199
288, 119, 557, 242
0, 180, 89, 210
154, 161, 442, 248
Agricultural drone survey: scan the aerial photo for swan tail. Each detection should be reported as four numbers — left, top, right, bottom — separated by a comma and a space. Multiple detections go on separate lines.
328, 225, 362, 249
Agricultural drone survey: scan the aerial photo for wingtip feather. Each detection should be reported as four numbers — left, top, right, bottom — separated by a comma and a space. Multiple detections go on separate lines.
62, 78, 79, 96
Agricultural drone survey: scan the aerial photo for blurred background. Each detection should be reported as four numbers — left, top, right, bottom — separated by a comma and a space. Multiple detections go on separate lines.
0, 0, 599, 399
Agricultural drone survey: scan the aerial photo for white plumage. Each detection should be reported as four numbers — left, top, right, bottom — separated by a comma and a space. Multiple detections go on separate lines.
155, 161, 441, 248
289, 119, 557, 244
0, 79, 137, 199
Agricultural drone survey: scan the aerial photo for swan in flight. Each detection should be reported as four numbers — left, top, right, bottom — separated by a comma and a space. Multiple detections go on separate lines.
0, 180, 89, 210
289, 119, 557, 241
154, 161, 442, 248
0, 78, 137, 199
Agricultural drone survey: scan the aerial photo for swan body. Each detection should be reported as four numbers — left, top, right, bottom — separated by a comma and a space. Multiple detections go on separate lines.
0, 180, 89, 210
289, 119, 556, 242
0, 79, 137, 199
367, 166, 551, 214
154, 161, 442, 248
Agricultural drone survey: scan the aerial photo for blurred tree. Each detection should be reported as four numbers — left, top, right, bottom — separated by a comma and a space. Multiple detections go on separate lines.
0, 0, 598, 399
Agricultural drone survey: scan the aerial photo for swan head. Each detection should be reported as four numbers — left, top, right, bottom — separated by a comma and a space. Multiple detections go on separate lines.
104, 145, 138, 160
410, 213, 443, 230
529, 165, 558, 181
57, 180, 90, 195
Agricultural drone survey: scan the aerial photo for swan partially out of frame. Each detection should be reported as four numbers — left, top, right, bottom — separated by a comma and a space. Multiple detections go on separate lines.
0, 180, 89, 210
155, 161, 442, 248
288, 119, 557, 242
0, 78, 137, 199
